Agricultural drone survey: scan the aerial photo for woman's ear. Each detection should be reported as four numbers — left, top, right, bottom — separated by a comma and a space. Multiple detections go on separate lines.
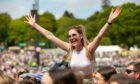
80, 34, 83, 39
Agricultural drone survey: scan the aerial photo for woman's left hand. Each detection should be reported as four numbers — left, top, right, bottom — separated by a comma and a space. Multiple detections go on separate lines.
108, 6, 122, 23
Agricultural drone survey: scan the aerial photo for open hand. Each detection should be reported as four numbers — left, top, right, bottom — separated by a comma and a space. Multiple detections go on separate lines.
25, 14, 36, 27
108, 6, 122, 23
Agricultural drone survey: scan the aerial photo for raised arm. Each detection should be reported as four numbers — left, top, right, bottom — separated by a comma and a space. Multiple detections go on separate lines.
25, 14, 70, 51
88, 7, 122, 53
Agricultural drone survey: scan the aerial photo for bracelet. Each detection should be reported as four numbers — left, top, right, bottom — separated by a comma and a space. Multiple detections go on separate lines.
107, 21, 112, 25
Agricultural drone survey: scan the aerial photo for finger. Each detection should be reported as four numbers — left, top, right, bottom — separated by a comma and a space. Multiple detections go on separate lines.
115, 7, 122, 16
24, 21, 29, 23
26, 15, 30, 18
117, 8, 122, 16
111, 8, 114, 14
109, 8, 114, 17
29, 13, 33, 19
25, 17, 30, 21
30, 15, 35, 21
112, 8, 115, 13
117, 6, 121, 10
117, 7, 122, 14
113, 7, 120, 16
115, 6, 121, 13
33, 15, 36, 20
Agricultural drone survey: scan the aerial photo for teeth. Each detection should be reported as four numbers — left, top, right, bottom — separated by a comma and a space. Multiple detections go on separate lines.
71, 39, 76, 43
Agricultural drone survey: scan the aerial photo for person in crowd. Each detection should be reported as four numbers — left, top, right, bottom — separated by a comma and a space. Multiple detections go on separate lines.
16, 69, 29, 83
109, 73, 140, 84
94, 66, 117, 84
51, 55, 70, 70
0, 70, 16, 84
126, 62, 140, 79
41, 68, 83, 84
25, 6, 121, 84
18, 79, 36, 84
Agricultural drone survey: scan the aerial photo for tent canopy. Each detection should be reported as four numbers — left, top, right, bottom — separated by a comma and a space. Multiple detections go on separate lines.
96, 45, 121, 52
8, 46, 21, 51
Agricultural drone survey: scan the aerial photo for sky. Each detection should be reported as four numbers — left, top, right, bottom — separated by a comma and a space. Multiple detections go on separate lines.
0, 0, 140, 19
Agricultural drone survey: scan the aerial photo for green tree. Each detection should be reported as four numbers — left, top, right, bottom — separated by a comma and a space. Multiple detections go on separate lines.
86, 6, 113, 45
1, 2, 139, 48
0, 13, 11, 44
38, 11, 56, 48
102, 0, 111, 9
63, 10, 75, 18
8, 12, 56, 47
8, 16, 35, 46
113, 3, 140, 48
86, 3, 140, 48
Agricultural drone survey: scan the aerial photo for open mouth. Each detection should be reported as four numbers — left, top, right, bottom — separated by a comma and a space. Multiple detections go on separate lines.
70, 39, 77, 43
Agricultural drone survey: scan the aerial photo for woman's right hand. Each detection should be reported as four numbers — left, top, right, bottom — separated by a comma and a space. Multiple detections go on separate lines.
25, 14, 36, 27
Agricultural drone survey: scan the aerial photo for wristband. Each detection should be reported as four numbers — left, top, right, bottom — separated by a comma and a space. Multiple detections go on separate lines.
107, 21, 112, 25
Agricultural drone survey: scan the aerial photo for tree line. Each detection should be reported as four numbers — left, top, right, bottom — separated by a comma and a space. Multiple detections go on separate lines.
0, 3, 140, 49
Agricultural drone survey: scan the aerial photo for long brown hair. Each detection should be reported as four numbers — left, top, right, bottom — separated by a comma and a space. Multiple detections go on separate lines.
48, 69, 83, 84
66, 25, 91, 62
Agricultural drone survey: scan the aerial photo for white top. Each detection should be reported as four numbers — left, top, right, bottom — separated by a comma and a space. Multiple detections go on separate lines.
70, 47, 94, 75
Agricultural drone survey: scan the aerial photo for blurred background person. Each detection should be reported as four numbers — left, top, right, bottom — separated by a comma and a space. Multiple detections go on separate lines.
94, 66, 117, 84
125, 62, 140, 79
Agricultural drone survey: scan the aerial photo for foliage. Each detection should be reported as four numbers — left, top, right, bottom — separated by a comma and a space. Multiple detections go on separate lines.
0, 2, 140, 48
0, 13, 11, 44
87, 3, 140, 48
63, 10, 75, 18
8, 16, 34, 46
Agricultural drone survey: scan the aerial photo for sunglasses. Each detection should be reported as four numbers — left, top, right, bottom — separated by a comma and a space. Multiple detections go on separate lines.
68, 34, 77, 38
125, 69, 138, 74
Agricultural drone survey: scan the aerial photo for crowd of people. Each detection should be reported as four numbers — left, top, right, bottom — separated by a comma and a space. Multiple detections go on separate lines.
0, 48, 140, 84
0, 58, 140, 84
0, 48, 67, 77
0, 6, 140, 84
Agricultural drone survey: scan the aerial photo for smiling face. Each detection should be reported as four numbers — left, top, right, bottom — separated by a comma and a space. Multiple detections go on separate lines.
68, 29, 83, 48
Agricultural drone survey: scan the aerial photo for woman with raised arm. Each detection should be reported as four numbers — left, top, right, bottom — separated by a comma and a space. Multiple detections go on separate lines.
25, 7, 121, 83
